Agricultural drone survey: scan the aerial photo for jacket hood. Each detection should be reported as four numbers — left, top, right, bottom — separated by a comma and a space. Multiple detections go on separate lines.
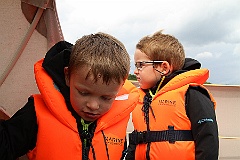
42, 41, 73, 96
159, 57, 208, 96
182, 58, 201, 71
169, 57, 201, 76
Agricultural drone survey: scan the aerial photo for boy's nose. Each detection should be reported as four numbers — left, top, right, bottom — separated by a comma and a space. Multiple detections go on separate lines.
86, 100, 100, 110
134, 68, 139, 74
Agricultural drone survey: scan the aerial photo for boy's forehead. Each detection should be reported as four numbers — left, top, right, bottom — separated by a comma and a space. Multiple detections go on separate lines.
74, 70, 122, 95
134, 49, 150, 60
73, 66, 122, 85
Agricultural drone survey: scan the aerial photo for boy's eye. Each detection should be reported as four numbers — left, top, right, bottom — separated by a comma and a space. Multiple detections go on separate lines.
134, 62, 143, 69
101, 96, 113, 101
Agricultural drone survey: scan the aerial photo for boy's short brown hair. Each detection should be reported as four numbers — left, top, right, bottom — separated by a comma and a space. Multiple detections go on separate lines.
69, 32, 130, 84
136, 30, 185, 71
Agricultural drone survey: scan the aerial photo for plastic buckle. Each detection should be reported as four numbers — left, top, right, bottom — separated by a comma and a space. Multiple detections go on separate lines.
137, 131, 147, 144
168, 126, 175, 144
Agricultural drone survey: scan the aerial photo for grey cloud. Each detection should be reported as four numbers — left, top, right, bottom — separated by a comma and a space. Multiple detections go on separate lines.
174, 2, 240, 46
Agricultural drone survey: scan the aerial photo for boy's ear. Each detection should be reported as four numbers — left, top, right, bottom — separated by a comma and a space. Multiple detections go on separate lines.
157, 61, 172, 75
64, 67, 70, 87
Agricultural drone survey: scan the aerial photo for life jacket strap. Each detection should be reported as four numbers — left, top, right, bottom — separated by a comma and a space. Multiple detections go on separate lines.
129, 126, 193, 144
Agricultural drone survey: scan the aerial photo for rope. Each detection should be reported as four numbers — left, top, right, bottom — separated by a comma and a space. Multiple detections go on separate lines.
0, 7, 44, 87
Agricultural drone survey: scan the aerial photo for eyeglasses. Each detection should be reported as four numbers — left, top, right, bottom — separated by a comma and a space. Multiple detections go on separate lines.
134, 61, 164, 70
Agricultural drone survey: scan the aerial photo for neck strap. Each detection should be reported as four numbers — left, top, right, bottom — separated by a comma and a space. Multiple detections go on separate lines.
149, 76, 165, 98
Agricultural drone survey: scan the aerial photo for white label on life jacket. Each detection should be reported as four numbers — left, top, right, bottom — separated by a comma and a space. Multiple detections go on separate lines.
115, 94, 129, 100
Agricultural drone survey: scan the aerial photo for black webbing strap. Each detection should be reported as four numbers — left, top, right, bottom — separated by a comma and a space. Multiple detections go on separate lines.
129, 126, 193, 145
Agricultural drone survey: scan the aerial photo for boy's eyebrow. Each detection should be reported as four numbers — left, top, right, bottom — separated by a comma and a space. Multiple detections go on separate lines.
76, 84, 118, 97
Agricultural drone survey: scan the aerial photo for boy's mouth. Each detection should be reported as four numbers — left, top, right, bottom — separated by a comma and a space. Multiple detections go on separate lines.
83, 112, 100, 120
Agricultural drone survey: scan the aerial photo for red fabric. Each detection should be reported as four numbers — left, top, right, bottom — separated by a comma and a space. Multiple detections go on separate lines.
21, 0, 64, 49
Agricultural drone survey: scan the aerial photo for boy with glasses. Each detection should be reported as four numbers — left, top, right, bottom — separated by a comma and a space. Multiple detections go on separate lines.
125, 30, 219, 160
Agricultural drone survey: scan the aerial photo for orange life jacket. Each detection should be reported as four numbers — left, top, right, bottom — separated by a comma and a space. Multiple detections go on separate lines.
27, 59, 138, 160
131, 69, 216, 160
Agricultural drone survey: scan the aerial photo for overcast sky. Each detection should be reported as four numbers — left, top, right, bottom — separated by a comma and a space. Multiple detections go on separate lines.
56, 0, 240, 85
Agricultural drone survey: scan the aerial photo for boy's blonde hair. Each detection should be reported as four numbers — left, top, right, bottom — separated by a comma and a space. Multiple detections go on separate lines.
68, 32, 130, 84
136, 30, 185, 71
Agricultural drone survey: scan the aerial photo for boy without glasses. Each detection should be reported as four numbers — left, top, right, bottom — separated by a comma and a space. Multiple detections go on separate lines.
0, 32, 138, 160
125, 30, 219, 160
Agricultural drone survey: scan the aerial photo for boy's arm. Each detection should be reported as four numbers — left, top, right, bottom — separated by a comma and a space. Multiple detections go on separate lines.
186, 87, 219, 160
0, 97, 38, 160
